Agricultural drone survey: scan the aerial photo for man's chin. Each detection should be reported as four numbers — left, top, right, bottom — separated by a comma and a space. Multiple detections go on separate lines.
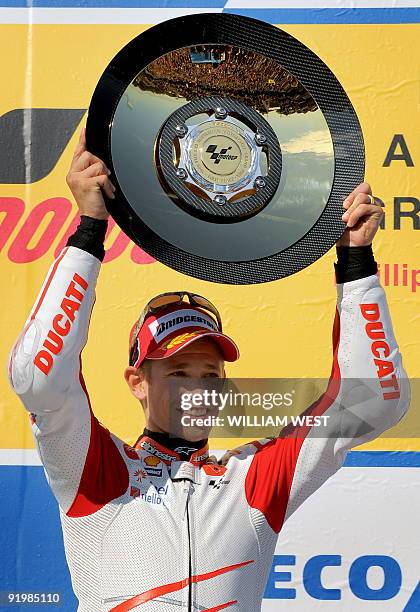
171, 424, 213, 442
170, 411, 216, 441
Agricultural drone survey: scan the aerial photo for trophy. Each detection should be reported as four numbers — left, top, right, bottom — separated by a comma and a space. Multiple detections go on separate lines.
86, 13, 364, 284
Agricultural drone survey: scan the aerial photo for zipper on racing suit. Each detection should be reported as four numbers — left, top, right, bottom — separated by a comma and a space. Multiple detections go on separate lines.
174, 462, 198, 611
181, 478, 194, 611
186, 496, 192, 612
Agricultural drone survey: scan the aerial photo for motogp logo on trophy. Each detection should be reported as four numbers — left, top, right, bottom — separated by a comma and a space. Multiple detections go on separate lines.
205, 144, 238, 165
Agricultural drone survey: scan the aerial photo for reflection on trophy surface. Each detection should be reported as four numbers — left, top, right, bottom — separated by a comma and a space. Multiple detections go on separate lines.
112, 44, 335, 258
134, 45, 317, 115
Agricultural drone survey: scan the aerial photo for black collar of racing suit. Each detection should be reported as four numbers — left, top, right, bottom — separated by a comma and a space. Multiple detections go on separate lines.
136, 428, 209, 461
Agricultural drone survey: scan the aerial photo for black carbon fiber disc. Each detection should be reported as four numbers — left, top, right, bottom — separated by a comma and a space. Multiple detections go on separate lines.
86, 12, 364, 285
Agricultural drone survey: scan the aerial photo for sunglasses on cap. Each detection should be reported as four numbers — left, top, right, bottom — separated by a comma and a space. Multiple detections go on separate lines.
129, 291, 223, 365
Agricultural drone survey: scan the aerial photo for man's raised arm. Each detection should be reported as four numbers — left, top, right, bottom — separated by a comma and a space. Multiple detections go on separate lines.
235, 184, 410, 535
7, 129, 128, 516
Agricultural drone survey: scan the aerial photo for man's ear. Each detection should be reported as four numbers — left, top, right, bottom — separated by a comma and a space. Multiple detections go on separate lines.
124, 366, 147, 401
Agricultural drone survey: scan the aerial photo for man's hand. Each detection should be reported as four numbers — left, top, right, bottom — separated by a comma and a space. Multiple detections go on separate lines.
336, 182, 384, 247
66, 127, 115, 220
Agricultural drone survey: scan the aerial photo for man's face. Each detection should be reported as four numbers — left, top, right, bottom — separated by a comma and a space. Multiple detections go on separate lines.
125, 338, 225, 442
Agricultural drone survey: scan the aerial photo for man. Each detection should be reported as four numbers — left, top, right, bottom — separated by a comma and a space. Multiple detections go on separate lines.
8, 128, 409, 612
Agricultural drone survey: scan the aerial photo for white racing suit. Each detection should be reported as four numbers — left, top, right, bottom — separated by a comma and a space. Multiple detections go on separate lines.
8, 246, 410, 611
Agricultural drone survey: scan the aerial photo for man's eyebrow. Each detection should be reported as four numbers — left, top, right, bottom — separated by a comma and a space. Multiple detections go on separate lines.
168, 362, 219, 369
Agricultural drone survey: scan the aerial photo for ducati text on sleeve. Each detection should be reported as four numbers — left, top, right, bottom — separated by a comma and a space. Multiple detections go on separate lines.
360, 303, 400, 400
33, 273, 89, 375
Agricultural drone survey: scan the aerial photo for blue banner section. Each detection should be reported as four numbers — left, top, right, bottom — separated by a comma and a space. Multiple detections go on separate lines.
343, 451, 420, 467
0, 467, 77, 611
224, 7, 420, 24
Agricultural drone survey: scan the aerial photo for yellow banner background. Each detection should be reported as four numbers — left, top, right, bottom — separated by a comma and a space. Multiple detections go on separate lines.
1, 23, 418, 451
